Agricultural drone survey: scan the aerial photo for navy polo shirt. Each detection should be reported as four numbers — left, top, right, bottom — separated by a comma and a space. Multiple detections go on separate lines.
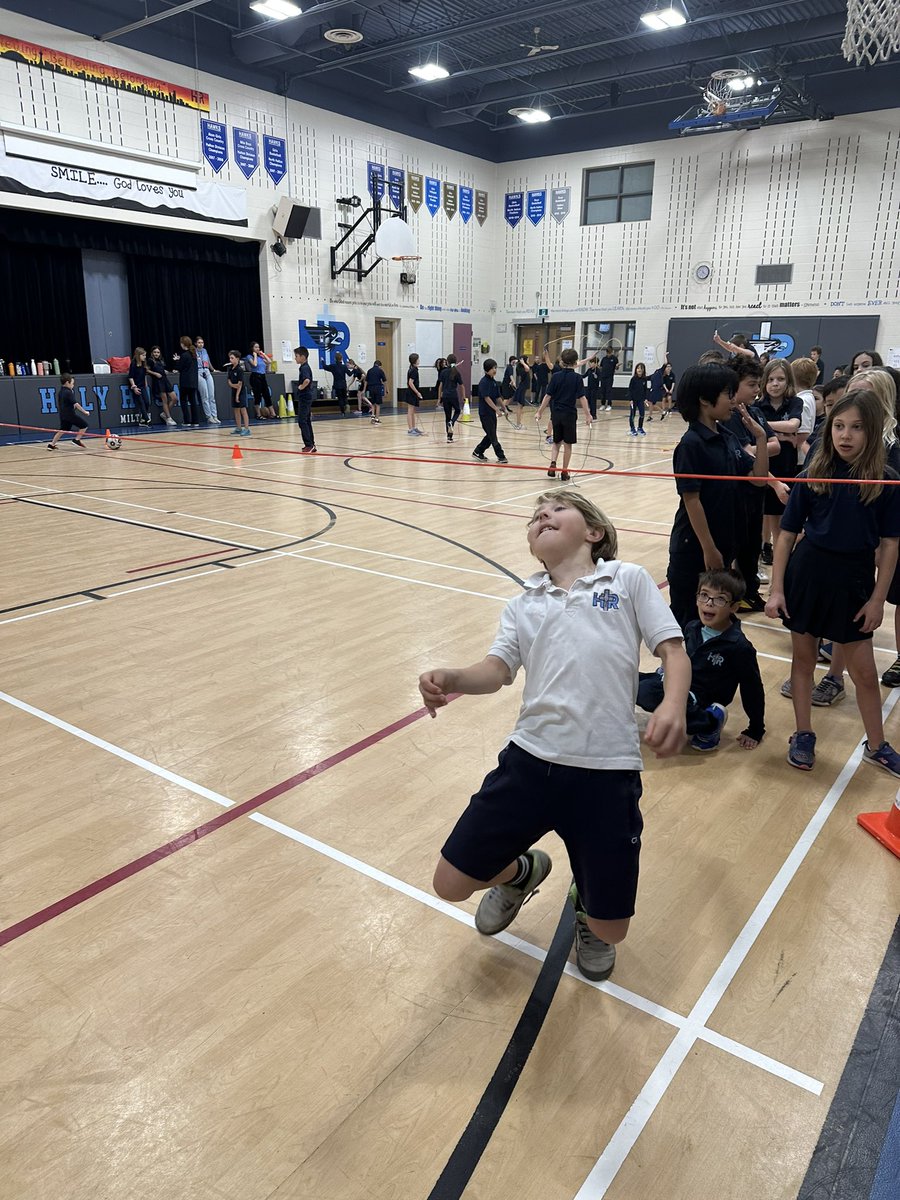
534, 362, 550, 388
599, 354, 618, 379
722, 403, 776, 448
669, 421, 753, 557
439, 366, 461, 397
366, 366, 386, 393
782, 462, 900, 552
477, 375, 501, 418
324, 361, 348, 388
756, 395, 803, 476
296, 362, 314, 396
407, 365, 420, 390
544, 368, 586, 412
582, 367, 601, 394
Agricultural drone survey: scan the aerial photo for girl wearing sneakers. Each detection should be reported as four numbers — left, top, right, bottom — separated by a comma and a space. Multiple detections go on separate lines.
765, 390, 900, 775
420, 490, 690, 981
437, 354, 463, 441
628, 362, 650, 435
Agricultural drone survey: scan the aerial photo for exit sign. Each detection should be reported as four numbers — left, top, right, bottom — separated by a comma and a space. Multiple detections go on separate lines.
538, 308, 548, 317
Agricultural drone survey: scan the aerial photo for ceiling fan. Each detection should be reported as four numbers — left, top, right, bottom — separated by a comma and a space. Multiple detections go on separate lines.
520, 27, 560, 57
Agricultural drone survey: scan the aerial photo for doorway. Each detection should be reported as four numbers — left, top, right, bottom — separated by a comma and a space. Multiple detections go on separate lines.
515, 321, 577, 364
373, 318, 397, 406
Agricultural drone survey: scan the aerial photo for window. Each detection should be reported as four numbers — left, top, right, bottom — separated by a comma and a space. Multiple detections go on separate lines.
582, 321, 637, 373
582, 162, 654, 226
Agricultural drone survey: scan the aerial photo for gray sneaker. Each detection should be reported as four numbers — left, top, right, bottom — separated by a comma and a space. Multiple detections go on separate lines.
811, 674, 845, 707
569, 885, 616, 980
474, 849, 552, 935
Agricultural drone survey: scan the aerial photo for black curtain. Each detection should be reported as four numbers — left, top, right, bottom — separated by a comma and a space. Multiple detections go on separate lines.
0, 209, 264, 372
0, 237, 92, 373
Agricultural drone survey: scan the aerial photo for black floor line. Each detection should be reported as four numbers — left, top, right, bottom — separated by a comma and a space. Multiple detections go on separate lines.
425, 899, 575, 1200
797, 915, 900, 1200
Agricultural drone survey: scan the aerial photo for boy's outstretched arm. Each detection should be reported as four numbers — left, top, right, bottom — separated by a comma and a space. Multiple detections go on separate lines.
644, 637, 690, 757
419, 655, 511, 717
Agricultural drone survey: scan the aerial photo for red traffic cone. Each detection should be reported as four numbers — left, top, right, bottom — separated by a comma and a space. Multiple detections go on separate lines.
231, 443, 243, 462
858, 788, 900, 859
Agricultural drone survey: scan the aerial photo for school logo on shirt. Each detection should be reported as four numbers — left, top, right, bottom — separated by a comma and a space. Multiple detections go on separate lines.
592, 589, 619, 610
707, 652, 724, 667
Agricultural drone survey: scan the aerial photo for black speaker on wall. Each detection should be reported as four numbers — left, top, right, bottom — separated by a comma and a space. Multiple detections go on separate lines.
272, 197, 322, 240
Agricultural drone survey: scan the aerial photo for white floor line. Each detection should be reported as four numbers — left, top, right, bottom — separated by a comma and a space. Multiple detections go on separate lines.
297, 539, 509, 579
61, 490, 307, 540
742, 618, 896, 656
105, 567, 226, 598
0, 689, 234, 809
276, 550, 513, 601
573, 685, 900, 1199
0, 599, 95, 627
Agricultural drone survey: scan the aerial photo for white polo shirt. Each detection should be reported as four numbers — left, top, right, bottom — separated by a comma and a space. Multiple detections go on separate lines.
488, 559, 683, 770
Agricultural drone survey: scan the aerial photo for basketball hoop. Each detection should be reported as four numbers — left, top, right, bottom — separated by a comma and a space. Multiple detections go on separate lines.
702, 68, 746, 114
842, 0, 900, 64
391, 255, 422, 263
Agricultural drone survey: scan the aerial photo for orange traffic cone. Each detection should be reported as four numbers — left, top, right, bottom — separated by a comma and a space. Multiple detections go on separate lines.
231, 443, 243, 462
858, 787, 900, 859
105, 428, 112, 438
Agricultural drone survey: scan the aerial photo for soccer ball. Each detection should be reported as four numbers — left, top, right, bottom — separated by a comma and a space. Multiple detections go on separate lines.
106, 435, 122, 449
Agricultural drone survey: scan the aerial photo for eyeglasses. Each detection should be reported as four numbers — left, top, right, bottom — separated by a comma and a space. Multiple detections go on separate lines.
697, 591, 730, 608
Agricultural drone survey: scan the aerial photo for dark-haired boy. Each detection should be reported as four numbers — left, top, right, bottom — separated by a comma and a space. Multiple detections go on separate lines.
535, 348, 592, 484
637, 569, 765, 751
48, 375, 90, 450
472, 359, 508, 464
293, 347, 316, 453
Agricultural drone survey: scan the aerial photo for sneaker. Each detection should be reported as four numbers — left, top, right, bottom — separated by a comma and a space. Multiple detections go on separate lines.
232, 428, 242, 435
757, 570, 769, 584
165, 418, 177, 427
47, 442, 57, 450
472, 450, 487, 461
300, 446, 314, 455
818, 640, 833, 662
787, 730, 816, 771
560, 471, 571, 483
209, 417, 221, 425
497, 457, 509, 464
72, 439, 86, 449
605, 405, 612, 412
547, 461, 557, 478
738, 596, 766, 613
780, 679, 792, 699
474, 849, 552, 935
638, 429, 647, 436
881, 655, 900, 688
569, 885, 616, 981
407, 429, 418, 436
811, 673, 845, 706
690, 702, 728, 751
760, 542, 774, 565
629, 430, 638, 437
545, 435, 554, 444
862, 739, 900, 778
371, 417, 378, 424
514, 422, 525, 431
240, 428, 251, 437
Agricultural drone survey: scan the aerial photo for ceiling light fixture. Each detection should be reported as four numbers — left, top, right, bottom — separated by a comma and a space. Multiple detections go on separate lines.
727, 74, 758, 92
409, 62, 450, 81
640, 1, 688, 31
509, 106, 552, 123
250, 0, 302, 21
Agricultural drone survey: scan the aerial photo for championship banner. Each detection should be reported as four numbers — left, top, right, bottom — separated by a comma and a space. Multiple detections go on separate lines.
263, 135, 287, 185
0, 143, 247, 226
459, 185, 473, 224
526, 189, 546, 226
504, 191, 523, 228
550, 186, 571, 223
0, 36, 209, 111
425, 176, 441, 217
407, 172, 423, 212
367, 161, 385, 201
200, 119, 227, 174
387, 166, 404, 210
442, 181, 458, 220
232, 127, 259, 179
475, 189, 488, 226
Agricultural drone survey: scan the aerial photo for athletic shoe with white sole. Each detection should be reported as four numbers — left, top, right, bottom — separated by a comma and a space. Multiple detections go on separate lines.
474, 849, 552, 935
569, 884, 616, 981
811, 674, 845, 707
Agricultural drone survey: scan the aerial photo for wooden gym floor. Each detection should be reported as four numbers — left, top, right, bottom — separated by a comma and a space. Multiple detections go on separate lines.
1, 405, 898, 1200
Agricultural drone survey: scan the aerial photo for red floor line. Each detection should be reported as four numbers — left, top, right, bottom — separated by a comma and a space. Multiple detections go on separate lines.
126, 549, 239, 572
0, 701, 450, 950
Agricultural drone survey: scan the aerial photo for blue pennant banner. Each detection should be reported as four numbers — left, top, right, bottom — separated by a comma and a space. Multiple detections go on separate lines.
425, 176, 441, 216
504, 191, 524, 228
367, 161, 385, 200
387, 166, 404, 209
263, 135, 287, 185
526, 189, 546, 226
232, 127, 259, 179
459, 185, 473, 224
200, 119, 227, 174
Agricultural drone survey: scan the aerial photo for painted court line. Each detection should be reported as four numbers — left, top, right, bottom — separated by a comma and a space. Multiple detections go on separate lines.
302, 539, 510, 579
573, 685, 900, 1199
0, 599, 96, 627
278, 550, 513, 601
62, 489, 306, 541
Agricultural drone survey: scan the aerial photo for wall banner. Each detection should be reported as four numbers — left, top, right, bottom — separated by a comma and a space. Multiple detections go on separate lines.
0, 35, 209, 111
475, 190, 488, 225
387, 166, 404, 209
550, 186, 571, 223
263, 135, 287, 185
232, 127, 259, 179
200, 119, 227, 174
425, 176, 441, 217
459, 185, 473, 224
504, 191, 523, 228
0, 143, 247, 225
407, 172, 423, 212
367, 161, 385, 201
443, 181, 458, 220
526, 189, 546, 226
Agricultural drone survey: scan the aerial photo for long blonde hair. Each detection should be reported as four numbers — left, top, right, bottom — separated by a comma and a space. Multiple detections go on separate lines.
805, 391, 887, 504
846, 368, 897, 443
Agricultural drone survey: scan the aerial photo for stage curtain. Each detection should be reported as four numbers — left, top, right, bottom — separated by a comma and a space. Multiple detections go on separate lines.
0, 235, 92, 373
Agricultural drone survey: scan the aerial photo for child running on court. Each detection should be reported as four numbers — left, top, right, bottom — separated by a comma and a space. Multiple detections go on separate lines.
471, 358, 508, 464
419, 490, 690, 980
535, 348, 593, 483
637, 569, 765, 751
48, 374, 89, 449
765, 390, 900, 774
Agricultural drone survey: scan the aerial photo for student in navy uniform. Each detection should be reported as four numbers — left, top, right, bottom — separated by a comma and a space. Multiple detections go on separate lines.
437, 355, 463, 441
535, 348, 593, 484
405, 353, 424, 436
48, 373, 89, 449
756, 359, 802, 565
472, 358, 509, 464
638, 570, 765, 751
147, 345, 178, 426
533, 353, 551, 409
366, 359, 387, 424
582, 357, 601, 418
293, 346, 317, 451
666, 363, 769, 630
174, 335, 201, 427
349, 361, 369, 415
323, 351, 352, 417
628, 362, 650, 436
647, 352, 671, 422
810, 346, 825, 385
659, 361, 677, 420
500, 356, 517, 405
598, 345, 618, 411
226, 350, 250, 437
127, 346, 152, 426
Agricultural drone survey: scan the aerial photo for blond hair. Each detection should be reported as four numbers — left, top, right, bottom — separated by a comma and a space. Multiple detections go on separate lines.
530, 490, 618, 563
846, 368, 897, 442
791, 357, 819, 390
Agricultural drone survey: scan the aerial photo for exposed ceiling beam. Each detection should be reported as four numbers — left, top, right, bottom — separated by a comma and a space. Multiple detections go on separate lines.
99, 0, 215, 42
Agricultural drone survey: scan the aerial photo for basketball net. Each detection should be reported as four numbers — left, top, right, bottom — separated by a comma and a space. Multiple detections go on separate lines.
842, 0, 900, 64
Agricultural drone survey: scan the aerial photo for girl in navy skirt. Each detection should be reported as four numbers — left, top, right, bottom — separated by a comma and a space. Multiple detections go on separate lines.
766, 390, 900, 774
